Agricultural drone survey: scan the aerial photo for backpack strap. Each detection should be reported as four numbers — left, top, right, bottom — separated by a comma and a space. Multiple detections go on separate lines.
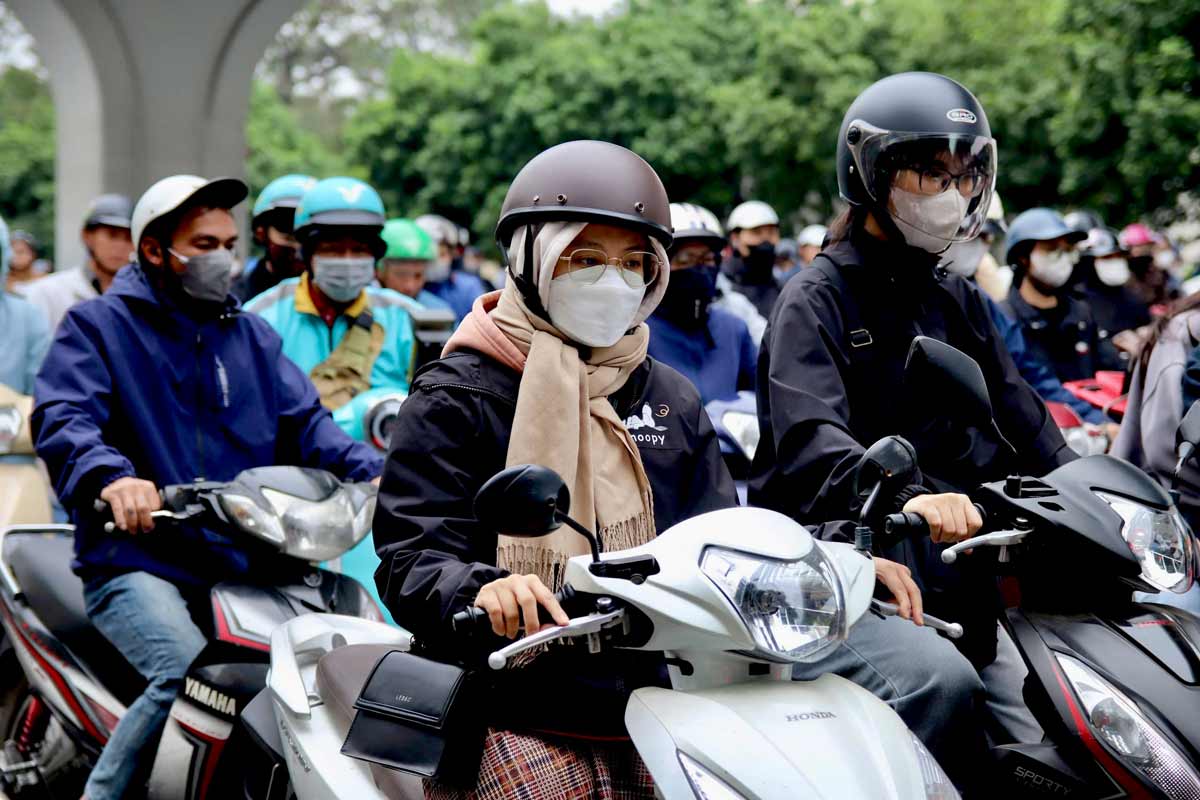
309, 309, 386, 410
809, 253, 879, 354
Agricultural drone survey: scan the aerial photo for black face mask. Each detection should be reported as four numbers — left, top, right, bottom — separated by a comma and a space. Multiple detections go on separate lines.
266, 242, 304, 277
740, 241, 776, 283
658, 265, 718, 329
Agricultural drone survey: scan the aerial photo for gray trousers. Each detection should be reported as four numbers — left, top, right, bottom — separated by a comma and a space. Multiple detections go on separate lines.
792, 612, 1041, 778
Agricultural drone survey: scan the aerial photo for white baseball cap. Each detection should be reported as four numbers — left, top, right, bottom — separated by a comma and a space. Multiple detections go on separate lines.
131, 175, 248, 248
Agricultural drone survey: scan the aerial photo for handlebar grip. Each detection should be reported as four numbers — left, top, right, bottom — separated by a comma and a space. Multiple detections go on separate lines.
883, 511, 928, 537
883, 504, 987, 539
451, 586, 578, 634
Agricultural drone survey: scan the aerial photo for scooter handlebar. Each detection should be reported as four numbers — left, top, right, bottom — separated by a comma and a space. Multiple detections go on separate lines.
451, 585, 581, 635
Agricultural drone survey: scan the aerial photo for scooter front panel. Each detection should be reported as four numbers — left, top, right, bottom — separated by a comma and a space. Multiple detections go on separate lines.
627, 674, 929, 799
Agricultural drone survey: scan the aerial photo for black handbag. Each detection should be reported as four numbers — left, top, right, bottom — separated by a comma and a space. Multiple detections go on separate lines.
340, 649, 487, 785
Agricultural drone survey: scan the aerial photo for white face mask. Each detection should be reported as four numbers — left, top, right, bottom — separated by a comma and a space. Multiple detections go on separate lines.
311, 256, 376, 303
424, 258, 452, 284
1155, 250, 1176, 269
1094, 257, 1131, 287
889, 187, 969, 254
941, 237, 988, 278
547, 265, 646, 348
1029, 249, 1074, 289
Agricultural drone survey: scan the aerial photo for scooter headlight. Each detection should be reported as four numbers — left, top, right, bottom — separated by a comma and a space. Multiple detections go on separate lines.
700, 545, 845, 663
720, 412, 760, 462
1095, 491, 1196, 593
221, 486, 375, 563
678, 752, 745, 800
909, 732, 960, 799
1055, 653, 1200, 798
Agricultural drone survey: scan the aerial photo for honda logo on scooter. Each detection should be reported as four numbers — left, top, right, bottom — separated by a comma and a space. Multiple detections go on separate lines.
786, 711, 836, 722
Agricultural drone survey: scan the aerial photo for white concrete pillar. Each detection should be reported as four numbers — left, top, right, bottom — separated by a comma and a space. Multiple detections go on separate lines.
6, 0, 303, 267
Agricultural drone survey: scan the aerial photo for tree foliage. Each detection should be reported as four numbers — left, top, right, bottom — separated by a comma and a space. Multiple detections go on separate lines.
0, 67, 55, 258
347, 0, 1200, 250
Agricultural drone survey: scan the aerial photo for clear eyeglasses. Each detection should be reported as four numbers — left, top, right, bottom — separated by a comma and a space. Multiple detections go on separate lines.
557, 248, 662, 288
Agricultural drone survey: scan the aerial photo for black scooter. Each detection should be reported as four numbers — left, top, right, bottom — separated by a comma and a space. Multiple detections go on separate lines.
870, 337, 1200, 799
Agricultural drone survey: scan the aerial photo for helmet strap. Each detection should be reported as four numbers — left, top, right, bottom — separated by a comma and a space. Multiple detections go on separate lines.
508, 224, 552, 322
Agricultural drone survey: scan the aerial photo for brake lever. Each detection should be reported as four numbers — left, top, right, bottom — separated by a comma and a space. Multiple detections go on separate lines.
103, 509, 198, 534
487, 609, 625, 670
872, 600, 963, 639
941, 530, 1028, 564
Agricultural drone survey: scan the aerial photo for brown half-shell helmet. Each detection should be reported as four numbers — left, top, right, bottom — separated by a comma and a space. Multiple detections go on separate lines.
495, 140, 673, 318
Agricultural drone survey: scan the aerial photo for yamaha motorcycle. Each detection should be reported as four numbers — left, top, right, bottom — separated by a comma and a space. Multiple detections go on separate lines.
0, 466, 380, 798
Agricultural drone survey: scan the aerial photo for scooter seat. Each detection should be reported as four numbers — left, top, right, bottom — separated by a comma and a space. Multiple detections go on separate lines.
3, 530, 145, 704
4, 531, 92, 642
315, 643, 428, 800
316, 643, 395, 729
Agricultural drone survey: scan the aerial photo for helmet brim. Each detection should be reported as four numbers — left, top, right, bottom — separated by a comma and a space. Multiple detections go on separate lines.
496, 206, 672, 250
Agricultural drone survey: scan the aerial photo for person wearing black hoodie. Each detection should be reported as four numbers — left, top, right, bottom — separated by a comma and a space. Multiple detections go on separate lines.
720, 199, 783, 318
750, 73, 1076, 780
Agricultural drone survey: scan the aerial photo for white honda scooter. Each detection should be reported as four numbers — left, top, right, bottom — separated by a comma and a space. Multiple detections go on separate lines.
257, 455, 964, 799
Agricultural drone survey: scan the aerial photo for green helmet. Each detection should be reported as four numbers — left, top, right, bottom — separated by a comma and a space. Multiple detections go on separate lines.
381, 218, 436, 263
252, 174, 317, 230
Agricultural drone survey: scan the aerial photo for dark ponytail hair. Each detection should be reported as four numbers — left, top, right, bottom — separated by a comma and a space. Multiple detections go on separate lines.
826, 206, 866, 245
1137, 293, 1200, 372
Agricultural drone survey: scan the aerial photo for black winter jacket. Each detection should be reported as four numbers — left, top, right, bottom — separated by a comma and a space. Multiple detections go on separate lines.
749, 230, 1076, 666
373, 348, 737, 734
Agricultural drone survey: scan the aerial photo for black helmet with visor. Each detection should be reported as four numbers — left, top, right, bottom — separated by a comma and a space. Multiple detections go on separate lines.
837, 72, 997, 249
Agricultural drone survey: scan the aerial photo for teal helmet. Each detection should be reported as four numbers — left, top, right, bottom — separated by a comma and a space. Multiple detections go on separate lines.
294, 177, 387, 259
252, 174, 317, 232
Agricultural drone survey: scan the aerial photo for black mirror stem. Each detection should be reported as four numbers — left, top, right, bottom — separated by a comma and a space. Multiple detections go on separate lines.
556, 511, 603, 562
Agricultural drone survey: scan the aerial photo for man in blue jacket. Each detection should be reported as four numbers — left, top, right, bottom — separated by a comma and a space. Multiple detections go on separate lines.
32, 174, 382, 800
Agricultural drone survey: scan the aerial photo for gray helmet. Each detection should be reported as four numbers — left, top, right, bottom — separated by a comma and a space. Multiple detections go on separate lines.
84, 193, 134, 230
1063, 209, 1105, 236
495, 140, 672, 250
1079, 227, 1123, 259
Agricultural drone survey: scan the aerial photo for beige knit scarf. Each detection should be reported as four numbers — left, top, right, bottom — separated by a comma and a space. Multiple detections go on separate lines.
443, 222, 668, 589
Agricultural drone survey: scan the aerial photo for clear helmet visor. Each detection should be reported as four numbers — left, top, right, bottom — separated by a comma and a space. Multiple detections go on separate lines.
848, 121, 998, 245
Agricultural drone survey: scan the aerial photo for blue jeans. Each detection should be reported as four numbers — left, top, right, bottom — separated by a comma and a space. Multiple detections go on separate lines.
82, 572, 207, 800
792, 611, 988, 788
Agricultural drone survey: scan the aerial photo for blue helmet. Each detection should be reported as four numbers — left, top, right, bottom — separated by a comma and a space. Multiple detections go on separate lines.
252, 174, 317, 229
1004, 208, 1086, 266
294, 177, 387, 258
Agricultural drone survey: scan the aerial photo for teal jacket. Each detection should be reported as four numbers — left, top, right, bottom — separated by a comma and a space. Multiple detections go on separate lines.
245, 275, 416, 439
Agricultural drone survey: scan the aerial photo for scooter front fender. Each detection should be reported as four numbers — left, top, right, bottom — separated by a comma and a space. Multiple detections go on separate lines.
626, 674, 931, 799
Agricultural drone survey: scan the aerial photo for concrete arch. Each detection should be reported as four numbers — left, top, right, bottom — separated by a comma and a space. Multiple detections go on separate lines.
6, 0, 303, 267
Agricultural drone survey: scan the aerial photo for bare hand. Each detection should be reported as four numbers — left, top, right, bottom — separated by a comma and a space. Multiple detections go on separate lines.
474, 574, 569, 639
874, 557, 924, 626
903, 493, 982, 544
371, 476, 381, 487
99, 476, 161, 534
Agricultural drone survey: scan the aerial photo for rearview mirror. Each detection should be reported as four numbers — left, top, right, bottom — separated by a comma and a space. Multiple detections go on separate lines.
853, 436, 919, 525
904, 337, 995, 428
474, 465, 605, 563
473, 465, 570, 538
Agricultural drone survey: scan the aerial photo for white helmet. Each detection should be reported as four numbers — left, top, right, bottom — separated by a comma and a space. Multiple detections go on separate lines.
131, 175, 248, 249
797, 224, 827, 248
669, 202, 725, 248
414, 214, 458, 246
727, 200, 779, 232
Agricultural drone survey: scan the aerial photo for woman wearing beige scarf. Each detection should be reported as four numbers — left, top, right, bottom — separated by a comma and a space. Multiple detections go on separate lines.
372, 141, 738, 799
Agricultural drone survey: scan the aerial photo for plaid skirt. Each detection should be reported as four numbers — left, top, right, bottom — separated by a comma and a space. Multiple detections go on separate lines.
424, 728, 655, 800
